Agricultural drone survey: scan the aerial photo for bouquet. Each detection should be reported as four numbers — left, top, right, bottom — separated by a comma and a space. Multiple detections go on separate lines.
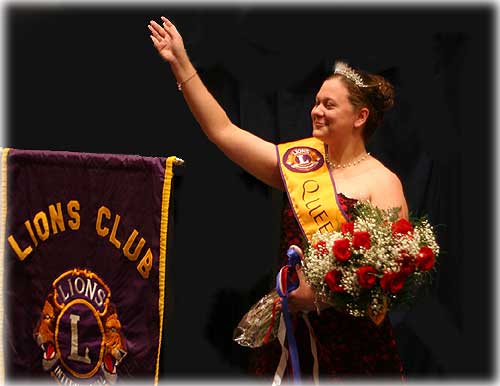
233, 200, 439, 348
303, 200, 439, 324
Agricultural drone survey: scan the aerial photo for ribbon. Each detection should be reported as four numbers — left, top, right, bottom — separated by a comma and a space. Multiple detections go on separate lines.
273, 247, 302, 385
302, 313, 319, 385
263, 296, 282, 345
272, 316, 288, 386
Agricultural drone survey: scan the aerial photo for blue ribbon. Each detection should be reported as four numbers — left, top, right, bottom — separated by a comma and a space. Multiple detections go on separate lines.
275, 247, 302, 384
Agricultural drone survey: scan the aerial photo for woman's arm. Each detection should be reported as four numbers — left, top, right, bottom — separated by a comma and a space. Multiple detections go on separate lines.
148, 17, 282, 189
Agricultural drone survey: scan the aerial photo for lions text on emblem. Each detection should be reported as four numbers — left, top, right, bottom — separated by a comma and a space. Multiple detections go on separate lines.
33, 269, 127, 385
283, 146, 324, 173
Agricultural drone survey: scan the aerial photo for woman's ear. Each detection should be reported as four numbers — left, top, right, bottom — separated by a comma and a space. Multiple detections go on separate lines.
354, 107, 369, 129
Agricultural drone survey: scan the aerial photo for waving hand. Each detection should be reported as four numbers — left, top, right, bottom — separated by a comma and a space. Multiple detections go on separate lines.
148, 17, 185, 64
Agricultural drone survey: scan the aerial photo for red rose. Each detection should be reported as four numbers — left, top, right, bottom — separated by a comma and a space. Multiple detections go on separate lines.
333, 239, 351, 262
341, 222, 354, 235
415, 246, 435, 271
356, 266, 378, 289
392, 218, 414, 236
380, 271, 407, 294
352, 231, 371, 250
397, 250, 415, 275
324, 270, 344, 293
313, 240, 328, 254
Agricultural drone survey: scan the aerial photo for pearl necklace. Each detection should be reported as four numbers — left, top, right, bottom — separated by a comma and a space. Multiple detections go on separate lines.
325, 151, 371, 169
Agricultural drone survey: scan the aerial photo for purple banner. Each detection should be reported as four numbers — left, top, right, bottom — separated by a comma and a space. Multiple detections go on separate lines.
3, 149, 174, 384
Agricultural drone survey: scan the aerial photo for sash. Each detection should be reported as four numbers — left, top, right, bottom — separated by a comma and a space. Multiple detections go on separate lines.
276, 137, 348, 240
1, 148, 181, 385
275, 138, 349, 384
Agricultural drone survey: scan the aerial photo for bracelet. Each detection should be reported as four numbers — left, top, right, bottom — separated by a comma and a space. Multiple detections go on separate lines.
177, 71, 197, 91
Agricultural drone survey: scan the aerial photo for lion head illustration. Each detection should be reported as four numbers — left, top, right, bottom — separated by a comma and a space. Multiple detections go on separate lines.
35, 272, 128, 382
101, 305, 127, 383
33, 292, 59, 370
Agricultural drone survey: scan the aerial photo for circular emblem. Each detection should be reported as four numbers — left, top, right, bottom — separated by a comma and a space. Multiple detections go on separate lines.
56, 299, 105, 378
282, 146, 324, 173
33, 269, 127, 385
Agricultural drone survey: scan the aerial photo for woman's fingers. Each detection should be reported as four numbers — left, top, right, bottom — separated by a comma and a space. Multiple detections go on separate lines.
160, 17, 178, 40
160, 16, 171, 25
161, 16, 176, 32
148, 23, 164, 42
149, 35, 160, 46
162, 23, 174, 40
148, 17, 180, 49
289, 244, 304, 260
295, 264, 307, 284
148, 17, 183, 63
149, 20, 166, 38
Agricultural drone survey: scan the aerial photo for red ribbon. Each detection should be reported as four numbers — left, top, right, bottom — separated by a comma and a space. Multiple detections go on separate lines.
262, 296, 282, 345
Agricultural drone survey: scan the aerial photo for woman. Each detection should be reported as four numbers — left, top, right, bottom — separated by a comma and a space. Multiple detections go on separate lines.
148, 16, 407, 380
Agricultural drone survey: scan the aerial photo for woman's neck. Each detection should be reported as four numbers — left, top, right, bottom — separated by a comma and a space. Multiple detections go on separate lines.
326, 137, 367, 166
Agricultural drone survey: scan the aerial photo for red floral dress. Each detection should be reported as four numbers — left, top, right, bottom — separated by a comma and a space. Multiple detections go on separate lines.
249, 193, 405, 382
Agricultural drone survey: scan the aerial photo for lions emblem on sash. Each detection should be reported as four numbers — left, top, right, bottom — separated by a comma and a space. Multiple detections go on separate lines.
34, 269, 127, 385
282, 146, 324, 173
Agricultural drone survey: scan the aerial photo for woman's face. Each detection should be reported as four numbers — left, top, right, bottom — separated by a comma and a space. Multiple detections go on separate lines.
311, 77, 360, 143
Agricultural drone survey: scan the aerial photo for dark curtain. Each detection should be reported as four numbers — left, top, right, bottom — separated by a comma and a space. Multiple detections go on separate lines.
7, 5, 493, 382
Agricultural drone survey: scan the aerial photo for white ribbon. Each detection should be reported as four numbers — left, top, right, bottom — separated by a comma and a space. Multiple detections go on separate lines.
271, 312, 321, 386
272, 316, 288, 386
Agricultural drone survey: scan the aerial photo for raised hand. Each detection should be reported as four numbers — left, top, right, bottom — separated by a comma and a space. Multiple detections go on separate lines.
148, 16, 185, 64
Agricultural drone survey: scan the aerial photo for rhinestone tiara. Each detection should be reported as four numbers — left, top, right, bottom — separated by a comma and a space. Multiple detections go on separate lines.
333, 61, 370, 88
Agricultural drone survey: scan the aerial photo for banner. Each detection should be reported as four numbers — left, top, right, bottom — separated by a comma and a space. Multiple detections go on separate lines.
1, 148, 180, 385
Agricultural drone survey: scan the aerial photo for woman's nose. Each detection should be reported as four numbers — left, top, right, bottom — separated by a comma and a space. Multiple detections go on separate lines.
312, 105, 324, 116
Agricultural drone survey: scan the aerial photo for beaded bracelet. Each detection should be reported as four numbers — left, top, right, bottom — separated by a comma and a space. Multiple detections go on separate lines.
177, 71, 197, 91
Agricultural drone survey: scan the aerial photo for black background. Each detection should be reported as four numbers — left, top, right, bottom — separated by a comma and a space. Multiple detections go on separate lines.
6, 4, 494, 382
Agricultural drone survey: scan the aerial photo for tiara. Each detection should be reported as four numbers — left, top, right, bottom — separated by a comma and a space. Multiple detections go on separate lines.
333, 61, 372, 88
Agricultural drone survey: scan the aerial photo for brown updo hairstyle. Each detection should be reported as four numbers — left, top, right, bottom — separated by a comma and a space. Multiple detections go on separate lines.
329, 68, 395, 142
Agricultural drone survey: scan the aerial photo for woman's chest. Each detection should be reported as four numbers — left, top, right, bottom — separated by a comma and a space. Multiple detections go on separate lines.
333, 172, 372, 202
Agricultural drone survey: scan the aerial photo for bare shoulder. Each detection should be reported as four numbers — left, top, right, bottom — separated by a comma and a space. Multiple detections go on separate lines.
368, 157, 403, 188
365, 157, 408, 218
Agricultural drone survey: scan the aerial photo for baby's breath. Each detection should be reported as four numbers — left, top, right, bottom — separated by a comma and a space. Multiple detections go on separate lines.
302, 200, 439, 319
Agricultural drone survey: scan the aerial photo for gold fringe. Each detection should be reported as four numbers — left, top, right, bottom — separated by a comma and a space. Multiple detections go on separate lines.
154, 156, 177, 385
0, 148, 11, 384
